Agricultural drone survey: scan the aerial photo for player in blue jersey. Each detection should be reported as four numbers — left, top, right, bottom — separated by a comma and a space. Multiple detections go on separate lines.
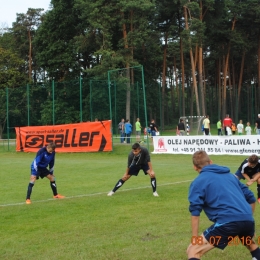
107, 142, 159, 197
187, 151, 260, 260
25, 142, 64, 204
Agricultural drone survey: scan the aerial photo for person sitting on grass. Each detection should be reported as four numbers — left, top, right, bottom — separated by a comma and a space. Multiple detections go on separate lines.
107, 142, 159, 197
187, 151, 260, 260
25, 142, 65, 204
235, 154, 260, 203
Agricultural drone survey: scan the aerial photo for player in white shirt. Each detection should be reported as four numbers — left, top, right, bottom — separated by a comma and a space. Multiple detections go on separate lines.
245, 122, 252, 135
237, 120, 244, 135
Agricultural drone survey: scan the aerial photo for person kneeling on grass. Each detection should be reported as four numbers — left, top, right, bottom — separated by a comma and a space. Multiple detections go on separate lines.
107, 142, 159, 197
187, 151, 260, 260
25, 142, 65, 204
234, 154, 260, 203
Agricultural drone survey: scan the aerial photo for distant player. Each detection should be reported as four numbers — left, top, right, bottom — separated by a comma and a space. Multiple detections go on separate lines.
187, 151, 260, 260
177, 118, 185, 136
237, 119, 244, 135
149, 119, 159, 137
245, 122, 252, 135
235, 154, 260, 203
223, 114, 232, 135
217, 119, 222, 136
202, 115, 210, 135
135, 118, 142, 142
107, 142, 159, 197
25, 142, 65, 204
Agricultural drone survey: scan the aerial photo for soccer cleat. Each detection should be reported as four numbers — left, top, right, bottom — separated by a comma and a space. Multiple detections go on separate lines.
26, 199, 31, 204
53, 194, 65, 199
153, 191, 159, 197
258, 198, 260, 204
107, 191, 115, 196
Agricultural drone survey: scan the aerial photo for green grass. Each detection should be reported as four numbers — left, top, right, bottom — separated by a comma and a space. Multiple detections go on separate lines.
1, 145, 260, 259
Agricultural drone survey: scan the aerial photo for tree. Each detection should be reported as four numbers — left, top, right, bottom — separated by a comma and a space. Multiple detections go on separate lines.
35, 0, 83, 81
76, 0, 156, 120
12, 8, 44, 82
0, 47, 28, 138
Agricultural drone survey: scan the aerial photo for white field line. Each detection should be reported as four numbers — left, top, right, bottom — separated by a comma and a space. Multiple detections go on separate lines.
0, 180, 192, 207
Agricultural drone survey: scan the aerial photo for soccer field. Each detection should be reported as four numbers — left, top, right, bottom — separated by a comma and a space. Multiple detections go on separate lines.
1, 145, 260, 260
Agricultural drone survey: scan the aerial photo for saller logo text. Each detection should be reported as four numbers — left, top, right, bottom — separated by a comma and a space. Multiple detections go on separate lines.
25, 129, 99, 148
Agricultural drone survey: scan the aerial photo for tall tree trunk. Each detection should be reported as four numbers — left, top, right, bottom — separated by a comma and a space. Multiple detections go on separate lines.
125, 70, 131, 121
172, 57, 178, 120
28, 29, 32, 81
227, 63, 233, 119
184, 6, 200, 116
217, 58, 222, 120
190, 76, 194, 123
223, 52, 229, 118
231, 59, 237, 123
256, 35, 260, 111
161, 32, 168, 130
237, 49, 246, 114
121, 14, 131, 120
180, 37, 185, 116
203, 56, 207, 115
198, 45, 205, 115
222, 18, 236, 119
222, 54, 227, 119
198, 0, 209, 116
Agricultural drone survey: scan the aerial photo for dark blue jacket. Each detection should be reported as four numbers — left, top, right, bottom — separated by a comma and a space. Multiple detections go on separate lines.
31, 146, 55, 172
189, 164, 255, 223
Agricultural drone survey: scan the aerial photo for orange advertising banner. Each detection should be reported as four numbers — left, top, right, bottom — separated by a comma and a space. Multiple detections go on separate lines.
15, 121, 112, 153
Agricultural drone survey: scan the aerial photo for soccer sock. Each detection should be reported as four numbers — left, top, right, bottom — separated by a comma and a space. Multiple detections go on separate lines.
26, 182, 34, 199
188, 258, 200, 260
112, 179, 125, 192
251, 247, 260, 259
151, 177, 156, 192
257, 184, 260, 198
50, 181, 58, 196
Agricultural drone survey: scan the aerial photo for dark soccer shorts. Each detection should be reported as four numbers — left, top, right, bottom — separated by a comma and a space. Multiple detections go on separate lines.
31, 167, 53, 179
203, 221, 255, 250
128, 164, 150, 176
234, 170, 245, 180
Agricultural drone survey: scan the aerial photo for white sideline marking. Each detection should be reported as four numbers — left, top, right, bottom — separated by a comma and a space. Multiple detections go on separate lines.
0, 180, 192, 207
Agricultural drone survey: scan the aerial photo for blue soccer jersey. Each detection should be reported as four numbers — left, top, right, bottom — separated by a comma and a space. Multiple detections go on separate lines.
31, 146, 55, 173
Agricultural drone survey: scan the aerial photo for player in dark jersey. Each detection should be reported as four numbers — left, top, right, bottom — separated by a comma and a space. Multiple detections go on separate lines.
107, 143, 159, 196
235, 154, 260, 203
25, 142, 65, 204
149, 119, 159, 137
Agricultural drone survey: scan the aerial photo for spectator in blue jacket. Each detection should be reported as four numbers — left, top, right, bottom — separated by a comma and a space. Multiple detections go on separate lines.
25, 142, 64, 204
187, 151, 260, 260
124, 119, 132, 144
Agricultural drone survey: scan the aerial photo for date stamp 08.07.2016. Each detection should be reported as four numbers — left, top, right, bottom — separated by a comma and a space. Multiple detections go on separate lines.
191, 235, 260, 246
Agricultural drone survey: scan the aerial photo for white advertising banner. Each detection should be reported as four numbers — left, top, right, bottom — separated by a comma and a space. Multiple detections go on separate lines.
152, 135, 260, 156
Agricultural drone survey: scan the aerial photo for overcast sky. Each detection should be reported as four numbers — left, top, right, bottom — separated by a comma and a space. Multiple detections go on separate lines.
0, 0, 51, 27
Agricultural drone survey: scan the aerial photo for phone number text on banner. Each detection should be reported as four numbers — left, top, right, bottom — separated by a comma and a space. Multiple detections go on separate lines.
15, 121, 112, 153
152, 136, 260, 155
